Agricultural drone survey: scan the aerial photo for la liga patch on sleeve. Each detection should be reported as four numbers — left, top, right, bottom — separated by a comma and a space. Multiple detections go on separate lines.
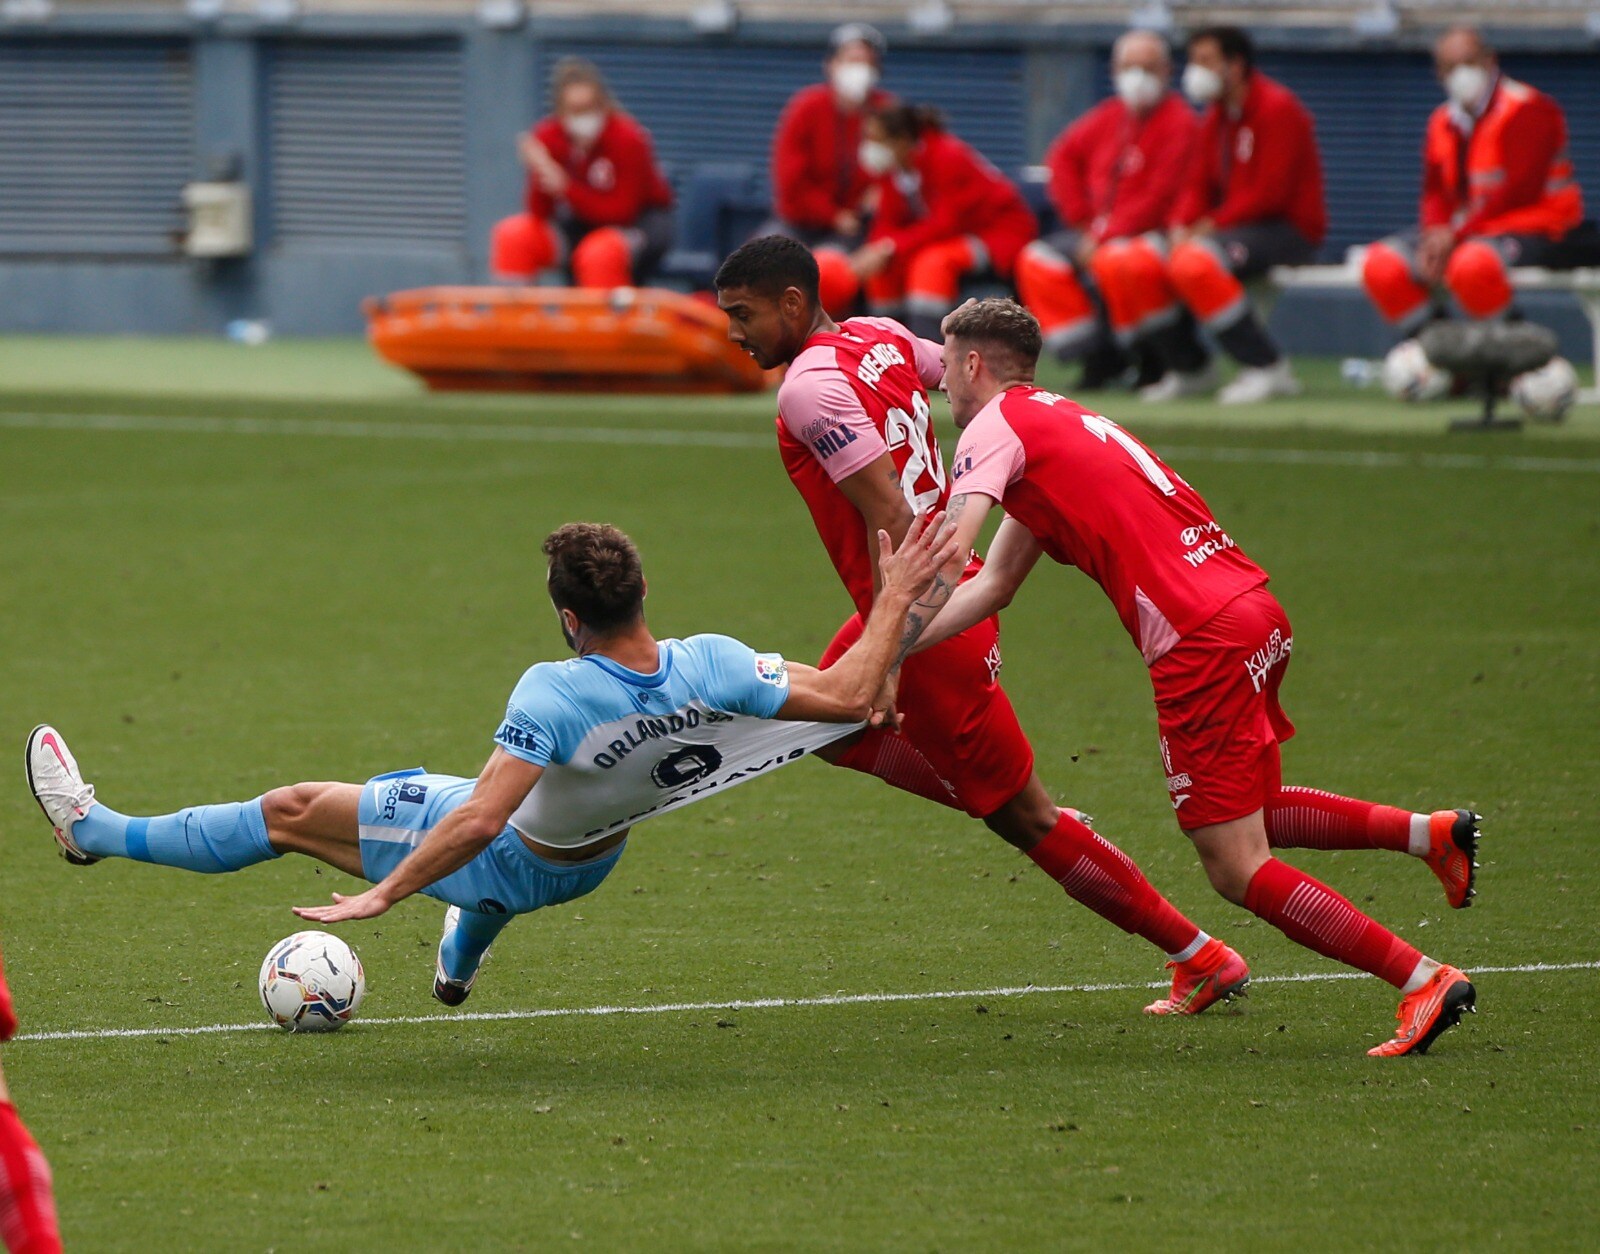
754, 654, 789, 686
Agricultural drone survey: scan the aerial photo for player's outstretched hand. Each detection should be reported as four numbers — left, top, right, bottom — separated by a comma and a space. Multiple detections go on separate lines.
877, 510, 959, 604
293, 888, 392, 924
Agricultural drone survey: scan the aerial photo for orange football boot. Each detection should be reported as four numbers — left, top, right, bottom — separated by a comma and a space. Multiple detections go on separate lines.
1423, 810, 1480, 909
1368, 964, 1476, 1057
1144, 938, 1250, 1015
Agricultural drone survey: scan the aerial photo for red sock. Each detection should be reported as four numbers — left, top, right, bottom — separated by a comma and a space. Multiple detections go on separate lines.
0, 1102, 60, 1254
1243, 858, 1422, 988
1265, 787, 1414, 852
834, 732, 960, 810
1027, 812, 1201, 955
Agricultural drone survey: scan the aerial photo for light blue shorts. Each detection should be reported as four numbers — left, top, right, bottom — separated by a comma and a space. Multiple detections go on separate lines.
357, 769, 624, 916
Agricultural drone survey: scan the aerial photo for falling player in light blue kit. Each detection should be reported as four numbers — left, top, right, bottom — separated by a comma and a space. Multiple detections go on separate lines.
27, 517, 956, 1005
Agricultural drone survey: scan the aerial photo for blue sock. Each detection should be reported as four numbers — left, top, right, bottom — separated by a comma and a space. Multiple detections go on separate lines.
440, 908, 512, 983
71, 799, 279, 873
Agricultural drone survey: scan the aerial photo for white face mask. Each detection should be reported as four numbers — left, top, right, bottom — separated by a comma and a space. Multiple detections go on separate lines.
1182, 63, 1224, 105
831, 62, 878, 107
1445, 64, 1490, 110
858, 139, 896, 176
562, 110, 605, 145
1114, 67, 1164, 112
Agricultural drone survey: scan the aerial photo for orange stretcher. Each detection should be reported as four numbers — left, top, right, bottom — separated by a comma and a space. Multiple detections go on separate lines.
363, 285, 776, 394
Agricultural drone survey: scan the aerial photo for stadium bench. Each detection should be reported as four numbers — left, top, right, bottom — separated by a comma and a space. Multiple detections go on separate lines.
1267, 249, 1600, 401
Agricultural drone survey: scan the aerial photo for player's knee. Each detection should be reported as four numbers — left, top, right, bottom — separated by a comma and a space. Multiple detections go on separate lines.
260, 783, 321, 835
982, 784, 1059, 852
1190, 838, 1262, 905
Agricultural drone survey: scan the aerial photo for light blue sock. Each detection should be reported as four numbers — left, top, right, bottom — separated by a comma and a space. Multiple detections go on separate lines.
71, 799, 279, 873
440, 908, 512, 983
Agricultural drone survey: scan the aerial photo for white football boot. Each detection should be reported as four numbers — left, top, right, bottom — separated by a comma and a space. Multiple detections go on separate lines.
433, 905, 492, 1007
1217, 358, 1302, 404
1137, 363, 1218, 402
25, 725, 100, 865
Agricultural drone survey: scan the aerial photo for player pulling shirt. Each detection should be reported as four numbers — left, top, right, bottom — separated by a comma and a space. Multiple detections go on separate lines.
777, 315, 1036, 818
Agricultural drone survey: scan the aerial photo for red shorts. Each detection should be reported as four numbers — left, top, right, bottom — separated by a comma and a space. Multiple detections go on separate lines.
820, 611, 1035, 819
1149, 586, 1296, 830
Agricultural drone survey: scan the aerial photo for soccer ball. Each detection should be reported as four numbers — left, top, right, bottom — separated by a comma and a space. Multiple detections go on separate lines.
258, 930, 366, 1032
1510, 355, 1578, 422
1380, 339, 1450, 402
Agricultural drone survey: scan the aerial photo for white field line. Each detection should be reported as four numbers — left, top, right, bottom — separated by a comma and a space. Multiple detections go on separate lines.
11, 960, 1596, 1044
4, 410, 1600, 475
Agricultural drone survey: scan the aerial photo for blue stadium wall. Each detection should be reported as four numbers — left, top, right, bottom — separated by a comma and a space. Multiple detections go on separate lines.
1, 11, 1596, 358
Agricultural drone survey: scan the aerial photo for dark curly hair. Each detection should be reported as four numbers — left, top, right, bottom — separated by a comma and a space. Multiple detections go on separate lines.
714, 235, 820, 303
542, 522, 645, 634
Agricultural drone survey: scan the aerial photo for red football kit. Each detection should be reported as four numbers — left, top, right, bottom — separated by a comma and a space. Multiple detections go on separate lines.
776, 317, 1035, 818
951, 384, 1292, 827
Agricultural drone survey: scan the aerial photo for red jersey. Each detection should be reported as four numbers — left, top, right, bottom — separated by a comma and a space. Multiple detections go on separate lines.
1171, 72, 1326, 247
770, 83, 895, 231
951, 386, 1267, 664
867, 130, 1038, 273
1420, 76, 1582, 239
1044, 92, 1197, 243
776, 317, 952, 617
526, 111, 673, 228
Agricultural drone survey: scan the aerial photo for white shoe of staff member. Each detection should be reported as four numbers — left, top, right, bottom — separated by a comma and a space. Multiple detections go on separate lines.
1218, 358, 1301, 404
1137, 363, 1218, 402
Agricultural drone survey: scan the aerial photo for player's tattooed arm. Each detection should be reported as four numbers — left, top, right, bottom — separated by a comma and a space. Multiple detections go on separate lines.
781, 512, 957, 723
293, 750, 542, 923
892, 492, 1030, 664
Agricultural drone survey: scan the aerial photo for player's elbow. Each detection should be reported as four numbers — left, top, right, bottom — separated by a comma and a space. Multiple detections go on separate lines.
456, 806, 509, 846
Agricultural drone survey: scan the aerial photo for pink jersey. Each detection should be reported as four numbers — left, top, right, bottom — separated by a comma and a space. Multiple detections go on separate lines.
951, 386, 1268, 664
777, 317, 950, 617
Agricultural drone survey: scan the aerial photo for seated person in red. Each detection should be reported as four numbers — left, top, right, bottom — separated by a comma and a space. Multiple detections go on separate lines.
1362, 27, 1600, 335
849, 104, 1037, 340
490, 58, 675, 289
763, 22, 894, 315
1092, 26, 1326, 404
1014, 30, 1195, 388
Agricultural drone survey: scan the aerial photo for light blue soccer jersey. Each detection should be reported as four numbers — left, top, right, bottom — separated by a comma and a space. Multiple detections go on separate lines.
493, 635, 855, 848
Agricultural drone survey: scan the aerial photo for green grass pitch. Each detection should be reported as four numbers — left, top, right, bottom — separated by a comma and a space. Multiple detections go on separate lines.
1, 340, 1597, 1250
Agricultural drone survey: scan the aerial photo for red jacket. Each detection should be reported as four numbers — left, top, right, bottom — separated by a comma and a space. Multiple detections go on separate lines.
867, 129, 1038, 274
1172, 72, 1326, 247
526, 111, 673, 228
770, 82, 895, 231
1420, 76, 1582, 240
1045, 92, 1197, 242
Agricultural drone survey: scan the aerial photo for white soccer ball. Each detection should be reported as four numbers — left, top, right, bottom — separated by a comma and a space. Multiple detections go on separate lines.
1381, 339, 1451, 402
1511, 355, 1578, 422
259, 930, 366, 1032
